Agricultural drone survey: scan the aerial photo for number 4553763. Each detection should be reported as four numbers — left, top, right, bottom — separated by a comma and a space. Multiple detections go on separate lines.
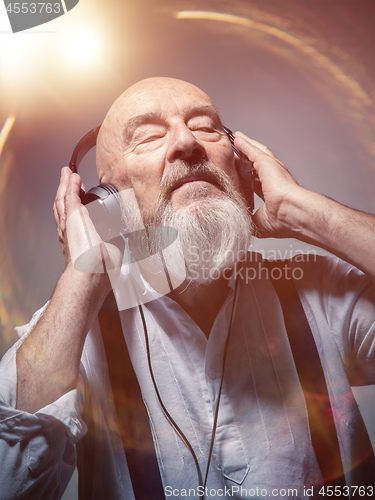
6, 3, 62, 14
318, 485, 374, 497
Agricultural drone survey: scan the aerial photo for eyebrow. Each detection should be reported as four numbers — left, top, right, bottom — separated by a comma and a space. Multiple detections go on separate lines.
122, 104, 222, 144
124, 112, 163, 133
185, 104, 221, 123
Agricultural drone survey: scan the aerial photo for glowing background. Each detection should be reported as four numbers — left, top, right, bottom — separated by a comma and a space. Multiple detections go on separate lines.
0, 0, 374, 496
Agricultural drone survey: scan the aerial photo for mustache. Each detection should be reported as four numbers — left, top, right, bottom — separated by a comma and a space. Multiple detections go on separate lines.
158, 160, 231, 205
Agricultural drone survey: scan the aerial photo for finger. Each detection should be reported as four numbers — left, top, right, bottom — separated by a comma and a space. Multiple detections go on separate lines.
65, 173, 101, 270
54, 167, 71, 223
253, 177, 264, 201
66, 199, 123, 274
65, 172, 84, 218
234, 134, 273, 171
234, 133, 290, 179
251, 205, 269, 238
53, 203, 59, 227
234, 132, 278, 159
53, 168, 71, 232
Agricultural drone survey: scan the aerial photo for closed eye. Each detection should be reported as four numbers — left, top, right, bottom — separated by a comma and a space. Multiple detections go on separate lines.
142, 133, 165, 143
190, 125, 221, 141
132, 123, 167, 145
191, 126, 215, 132
187, 115, 220, 138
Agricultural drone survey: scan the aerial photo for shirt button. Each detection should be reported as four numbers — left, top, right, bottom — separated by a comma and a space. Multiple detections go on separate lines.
208, 369, 216, 380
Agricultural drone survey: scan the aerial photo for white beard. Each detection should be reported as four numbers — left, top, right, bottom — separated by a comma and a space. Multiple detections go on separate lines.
121, 161, 253, 286
146, 160, 254, 285
154, 195, 253, 284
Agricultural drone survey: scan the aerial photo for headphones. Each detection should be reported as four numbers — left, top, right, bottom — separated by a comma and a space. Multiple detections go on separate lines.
69, 126, 124, 241
68, 125, 254, 240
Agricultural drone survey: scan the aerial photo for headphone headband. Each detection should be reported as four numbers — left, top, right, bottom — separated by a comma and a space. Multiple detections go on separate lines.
69, 126, 101, 173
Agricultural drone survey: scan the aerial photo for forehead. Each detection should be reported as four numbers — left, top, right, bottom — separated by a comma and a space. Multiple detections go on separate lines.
113, 81, 217, 125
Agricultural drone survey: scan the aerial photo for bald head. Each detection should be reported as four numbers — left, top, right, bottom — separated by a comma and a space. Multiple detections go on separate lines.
96, 77, 219, 183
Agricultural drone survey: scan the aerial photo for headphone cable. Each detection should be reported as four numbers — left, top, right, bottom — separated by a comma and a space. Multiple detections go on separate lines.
139, 304, 204, 494
202, 272, 240, 491
139, 268, 240, 499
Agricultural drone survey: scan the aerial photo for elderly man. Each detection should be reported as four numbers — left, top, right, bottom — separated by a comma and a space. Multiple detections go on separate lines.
0, 78, 374, 499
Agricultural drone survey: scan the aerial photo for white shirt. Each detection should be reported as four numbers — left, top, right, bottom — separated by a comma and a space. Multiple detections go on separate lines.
0, 254, 374, 499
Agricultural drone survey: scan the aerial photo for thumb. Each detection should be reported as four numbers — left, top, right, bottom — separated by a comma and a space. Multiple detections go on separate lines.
251, 205, 272, 238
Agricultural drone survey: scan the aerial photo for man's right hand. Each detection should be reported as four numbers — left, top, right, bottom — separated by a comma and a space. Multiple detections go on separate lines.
16, 168, 120, 413
53, 167, 122, 274
53, 166, 78, 266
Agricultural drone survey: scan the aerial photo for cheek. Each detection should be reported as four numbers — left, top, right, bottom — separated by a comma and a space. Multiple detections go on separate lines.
210, 141, 234, 168
211, 146, 240, 186
115, 152, 164, 191
126, 170, 163, 217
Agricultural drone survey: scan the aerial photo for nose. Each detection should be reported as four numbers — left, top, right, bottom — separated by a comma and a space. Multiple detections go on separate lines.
167, 123, 206, 163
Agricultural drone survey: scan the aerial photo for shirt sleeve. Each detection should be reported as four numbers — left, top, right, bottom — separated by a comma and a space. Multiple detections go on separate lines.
329, 260, 375, 386
0, 304, 88, 500
296, 254, 375, 386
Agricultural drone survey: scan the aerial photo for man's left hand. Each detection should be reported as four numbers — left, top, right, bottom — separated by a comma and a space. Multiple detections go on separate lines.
233, 131, 375, 281
234, 131, 304, 239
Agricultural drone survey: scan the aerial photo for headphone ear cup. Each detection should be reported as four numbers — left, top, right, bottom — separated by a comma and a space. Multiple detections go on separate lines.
69, 127, 126, 241
81, 183, 124, 241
